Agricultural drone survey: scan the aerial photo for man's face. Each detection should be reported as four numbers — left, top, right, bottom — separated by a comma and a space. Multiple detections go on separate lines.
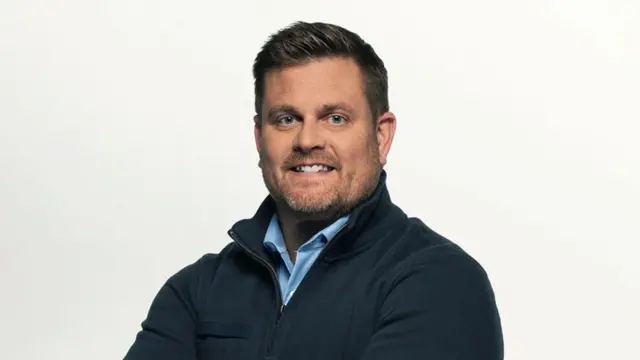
255, 57, 396, 218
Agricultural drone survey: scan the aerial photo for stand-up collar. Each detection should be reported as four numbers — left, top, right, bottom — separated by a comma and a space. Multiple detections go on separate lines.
228, 170, 405, 262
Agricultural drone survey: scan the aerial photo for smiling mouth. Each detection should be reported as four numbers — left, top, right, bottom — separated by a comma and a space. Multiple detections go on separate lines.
291, 164, 335, 173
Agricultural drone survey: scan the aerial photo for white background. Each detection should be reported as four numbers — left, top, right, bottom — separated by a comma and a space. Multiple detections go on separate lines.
1, 0, 639, 359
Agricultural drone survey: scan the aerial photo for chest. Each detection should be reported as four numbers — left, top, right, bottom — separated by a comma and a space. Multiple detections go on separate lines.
194, 254, 384, 360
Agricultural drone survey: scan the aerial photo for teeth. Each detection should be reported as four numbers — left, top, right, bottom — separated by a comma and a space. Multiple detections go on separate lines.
295, 165, 331, 172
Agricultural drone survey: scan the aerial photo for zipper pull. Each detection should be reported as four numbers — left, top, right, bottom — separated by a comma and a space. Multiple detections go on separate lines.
280, 304, 284, 313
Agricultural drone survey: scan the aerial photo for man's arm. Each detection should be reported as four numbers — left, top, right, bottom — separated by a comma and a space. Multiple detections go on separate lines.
360, 245, 504, 360
124, 254, 216, 360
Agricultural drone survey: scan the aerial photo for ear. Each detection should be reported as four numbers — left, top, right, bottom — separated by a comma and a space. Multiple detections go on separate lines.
375, 112, 397, 167
254, 115, 262, 153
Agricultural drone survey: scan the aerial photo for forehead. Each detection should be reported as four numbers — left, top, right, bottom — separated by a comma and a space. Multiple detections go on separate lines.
262, 57, 367, 113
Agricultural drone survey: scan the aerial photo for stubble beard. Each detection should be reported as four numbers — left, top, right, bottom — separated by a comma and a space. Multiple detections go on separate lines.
260, 146, 382, 221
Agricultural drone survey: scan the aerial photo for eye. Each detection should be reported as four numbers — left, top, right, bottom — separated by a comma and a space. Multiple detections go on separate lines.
328, 114, 347, 125
277, 115, 297, 126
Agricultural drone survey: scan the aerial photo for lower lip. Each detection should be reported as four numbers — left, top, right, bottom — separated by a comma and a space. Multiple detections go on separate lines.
289, 169, 335, 177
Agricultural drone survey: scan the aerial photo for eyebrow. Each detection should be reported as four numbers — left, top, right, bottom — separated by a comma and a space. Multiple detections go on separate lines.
319, 103, 356, 115
266, 103, 356, 119
267, 105, 300, 119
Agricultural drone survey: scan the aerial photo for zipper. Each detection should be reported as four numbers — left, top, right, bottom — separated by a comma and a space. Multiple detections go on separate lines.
228, 229, 284, 315
228, 221, 350, 357
228, 221, 348, 314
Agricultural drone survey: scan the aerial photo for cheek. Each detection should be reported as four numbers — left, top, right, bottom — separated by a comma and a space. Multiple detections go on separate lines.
261, 138, 288, 168
339, 138, 377, 171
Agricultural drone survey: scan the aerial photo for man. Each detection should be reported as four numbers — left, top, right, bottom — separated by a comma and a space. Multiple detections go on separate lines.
124, 21, 503, 360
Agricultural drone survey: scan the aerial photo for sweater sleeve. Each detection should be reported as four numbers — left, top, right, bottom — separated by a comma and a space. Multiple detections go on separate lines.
123, 254, 217, 360
359, 245, 504, 360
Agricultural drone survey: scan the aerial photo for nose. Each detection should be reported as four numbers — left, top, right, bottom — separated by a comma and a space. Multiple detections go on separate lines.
293, 120, 324, 154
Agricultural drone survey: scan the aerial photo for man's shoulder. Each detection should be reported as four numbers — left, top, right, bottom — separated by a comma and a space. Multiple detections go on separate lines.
388, 216, 463, 257
166, 242, 239, 286
383, 216, 490, 283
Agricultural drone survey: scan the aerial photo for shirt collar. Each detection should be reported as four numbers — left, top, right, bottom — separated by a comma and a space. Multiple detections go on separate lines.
263, 214, 350, 254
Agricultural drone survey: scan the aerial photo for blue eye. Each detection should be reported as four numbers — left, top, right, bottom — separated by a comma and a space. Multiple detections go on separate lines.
329, 115, 346, 125
278, 116, 296, 126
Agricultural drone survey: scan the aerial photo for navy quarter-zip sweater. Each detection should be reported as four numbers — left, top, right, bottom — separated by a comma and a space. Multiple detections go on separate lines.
124, 172, 504, 360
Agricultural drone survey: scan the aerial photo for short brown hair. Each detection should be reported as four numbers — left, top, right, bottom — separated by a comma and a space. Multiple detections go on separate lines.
253, 21, 389, 120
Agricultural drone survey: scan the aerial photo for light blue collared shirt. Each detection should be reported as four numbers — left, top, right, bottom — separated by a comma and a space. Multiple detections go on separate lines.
263, 214, 350, 305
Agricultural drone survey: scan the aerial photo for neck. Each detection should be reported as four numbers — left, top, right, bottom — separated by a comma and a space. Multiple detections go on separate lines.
275, 205, 341, 263
271, 171, 384, 262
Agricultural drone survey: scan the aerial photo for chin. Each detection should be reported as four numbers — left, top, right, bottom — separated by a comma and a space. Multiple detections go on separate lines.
288, 201, 334, 214
284, 190, 338, 214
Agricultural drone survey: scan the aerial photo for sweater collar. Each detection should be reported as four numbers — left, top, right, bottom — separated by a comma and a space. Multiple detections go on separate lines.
228, 170, 404, 262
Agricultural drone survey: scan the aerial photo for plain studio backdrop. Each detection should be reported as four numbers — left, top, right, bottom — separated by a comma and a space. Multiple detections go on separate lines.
1, 0, 639, 359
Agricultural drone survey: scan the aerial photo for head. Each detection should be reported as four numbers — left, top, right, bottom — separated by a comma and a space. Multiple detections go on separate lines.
253, 22, 396, 220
